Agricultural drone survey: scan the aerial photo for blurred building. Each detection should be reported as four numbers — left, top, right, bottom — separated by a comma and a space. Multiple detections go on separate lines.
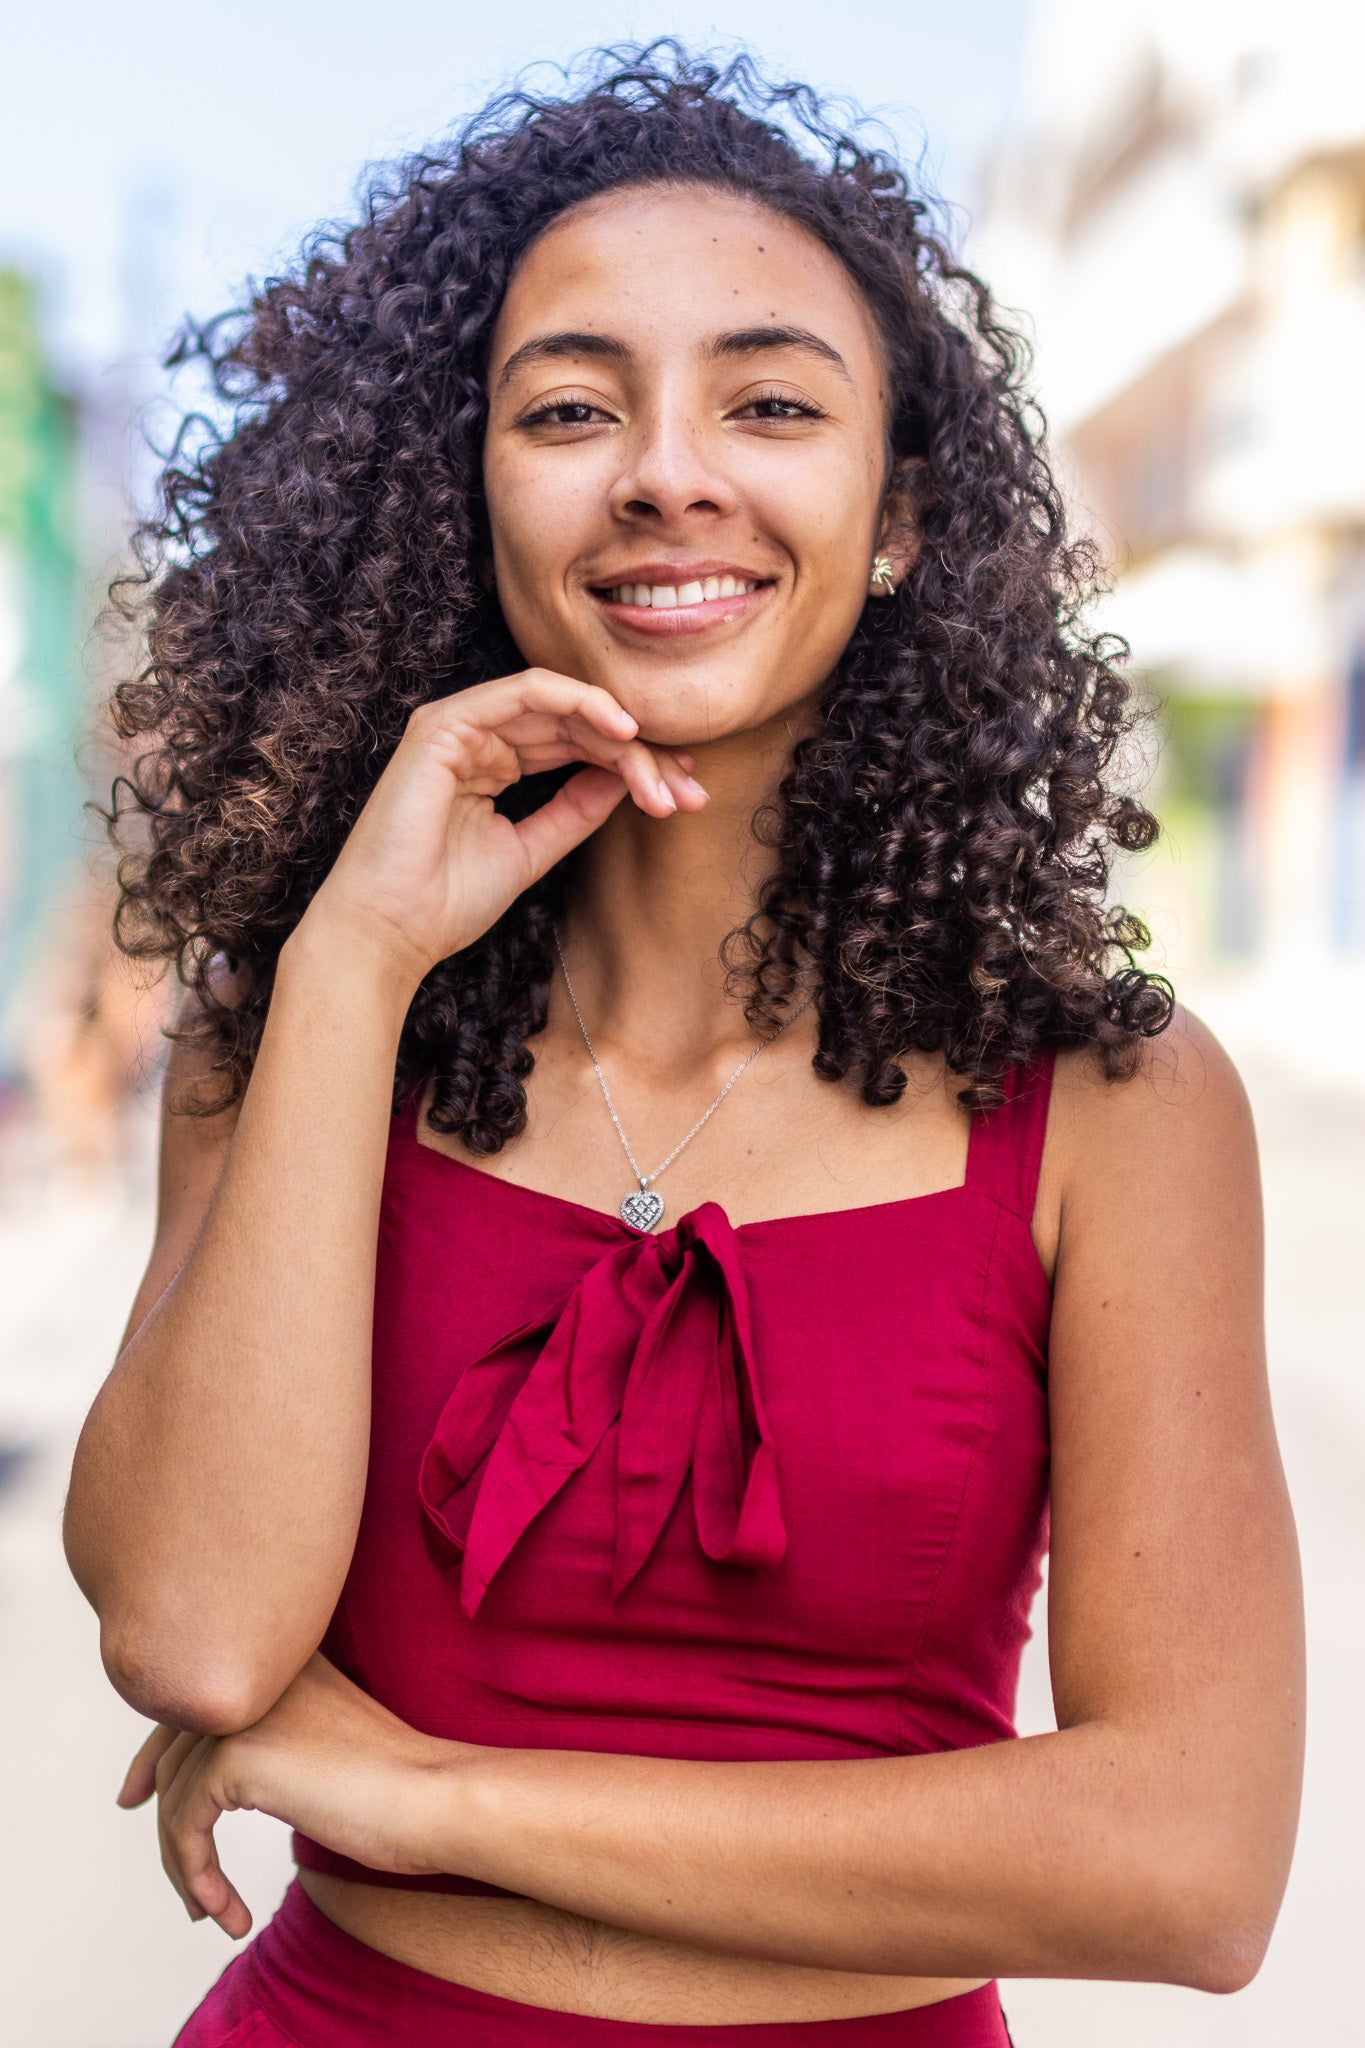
973, 0, 1365, 989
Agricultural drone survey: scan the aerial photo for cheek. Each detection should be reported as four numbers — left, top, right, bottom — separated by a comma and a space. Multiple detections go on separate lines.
484, 447, 570, 581
484, 459, 610, 648
772, 461, 882, 685
755, 444, 881, 588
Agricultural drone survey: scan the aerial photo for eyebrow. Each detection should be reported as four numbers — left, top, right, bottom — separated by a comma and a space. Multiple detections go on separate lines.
707, 325, 851, 380
495, 331, 629, 391
495, 323, 851, 392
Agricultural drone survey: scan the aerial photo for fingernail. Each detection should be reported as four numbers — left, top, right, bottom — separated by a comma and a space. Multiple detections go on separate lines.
657, 782, 677, 812
684, 775, 707, 797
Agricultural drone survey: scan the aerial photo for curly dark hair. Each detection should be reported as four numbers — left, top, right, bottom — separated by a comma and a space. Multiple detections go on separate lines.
105, 40, 1171, 1140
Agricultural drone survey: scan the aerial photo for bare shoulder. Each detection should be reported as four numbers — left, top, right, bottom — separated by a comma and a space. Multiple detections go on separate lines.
1050, 1006, 1257, 1189
1030, 1010, 1259, 1287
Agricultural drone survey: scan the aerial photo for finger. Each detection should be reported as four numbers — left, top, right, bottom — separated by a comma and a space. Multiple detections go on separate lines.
419, 683, 700, 818
156, 1734, 215, 1920
119, 1722, 182, 1808
495, 715, 676, 816
168, 1757, 253, 1938
424, 680, 696, 816
511, 765, 630, 883
426, 672, 639, 750
552, 729, 707, 817
654, 751, 709, 811
157, 1737, 231, 1928
600, 737, 679, 816
154, 1729, 202, 1801
158, 1784, 207, 1920
521, 734, 705, 819
158, 1837, 208, 1920
501, 671, 640, 742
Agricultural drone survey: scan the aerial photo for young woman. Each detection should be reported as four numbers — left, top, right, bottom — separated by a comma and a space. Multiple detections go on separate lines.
64, 49, 1304, 2048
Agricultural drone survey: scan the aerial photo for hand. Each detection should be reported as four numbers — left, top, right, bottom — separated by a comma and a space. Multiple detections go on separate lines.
299, 669, 708, 990
117, 1654, 464, 1938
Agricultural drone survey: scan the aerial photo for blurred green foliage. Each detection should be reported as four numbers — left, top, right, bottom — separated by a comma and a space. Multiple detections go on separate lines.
0, 270, 83, 1061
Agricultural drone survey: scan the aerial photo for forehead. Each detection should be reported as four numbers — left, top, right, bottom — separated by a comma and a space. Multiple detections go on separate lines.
488, 182, 884, 380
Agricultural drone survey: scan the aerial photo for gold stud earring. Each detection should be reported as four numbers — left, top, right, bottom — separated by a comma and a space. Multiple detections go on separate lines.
869, 554, 896, 597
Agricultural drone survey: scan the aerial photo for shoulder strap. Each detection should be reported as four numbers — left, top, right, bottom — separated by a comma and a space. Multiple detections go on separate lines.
964, 1053, 1056, 1220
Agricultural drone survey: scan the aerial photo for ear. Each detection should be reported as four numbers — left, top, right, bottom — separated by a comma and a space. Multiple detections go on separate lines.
869, 458, 925, 596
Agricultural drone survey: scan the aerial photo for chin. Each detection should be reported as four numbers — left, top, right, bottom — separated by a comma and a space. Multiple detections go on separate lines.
599, 659, 776, 744
618, 690, 755, 751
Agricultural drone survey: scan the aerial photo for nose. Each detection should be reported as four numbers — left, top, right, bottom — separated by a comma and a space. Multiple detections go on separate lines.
608, 398, 740, 527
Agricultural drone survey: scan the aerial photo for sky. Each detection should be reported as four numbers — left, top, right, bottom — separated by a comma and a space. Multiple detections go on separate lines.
2, 0, 1032, 385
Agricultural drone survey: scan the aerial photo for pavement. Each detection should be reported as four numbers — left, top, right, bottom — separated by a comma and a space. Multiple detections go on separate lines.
0, 1043, 1360, 2048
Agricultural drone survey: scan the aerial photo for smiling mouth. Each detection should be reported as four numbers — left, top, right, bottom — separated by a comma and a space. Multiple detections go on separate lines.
588, 573, 775, 636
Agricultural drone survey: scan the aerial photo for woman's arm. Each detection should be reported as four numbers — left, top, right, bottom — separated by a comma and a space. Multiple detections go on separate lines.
145, 1011, 1303, 1990
434, 1015, 1301, 1987
64, 927, 412, 1733
445, 1014, 1302, 1988
65, 672, 696, 1736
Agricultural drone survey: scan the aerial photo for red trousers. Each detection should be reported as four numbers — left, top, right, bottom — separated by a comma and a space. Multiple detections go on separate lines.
172, 1881, 1013, 2045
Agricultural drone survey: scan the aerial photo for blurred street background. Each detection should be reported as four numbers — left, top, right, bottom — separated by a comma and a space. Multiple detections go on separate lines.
2, 2, 1362, 2042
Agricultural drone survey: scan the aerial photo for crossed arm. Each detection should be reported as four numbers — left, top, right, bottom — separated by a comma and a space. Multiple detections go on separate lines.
66, 937, 1304, 1994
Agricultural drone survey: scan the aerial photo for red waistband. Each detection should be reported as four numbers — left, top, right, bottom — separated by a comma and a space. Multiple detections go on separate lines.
243, 1880, 1010, 2044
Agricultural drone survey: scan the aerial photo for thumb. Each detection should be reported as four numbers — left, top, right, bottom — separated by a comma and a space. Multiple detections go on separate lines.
512, 765, 629, 883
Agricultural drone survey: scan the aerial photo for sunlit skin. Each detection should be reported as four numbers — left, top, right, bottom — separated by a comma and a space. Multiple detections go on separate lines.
460, 182, 923, 1189
479, 182, 916, 1062
483, 181, 902, 756
69, 183, 1302, 2031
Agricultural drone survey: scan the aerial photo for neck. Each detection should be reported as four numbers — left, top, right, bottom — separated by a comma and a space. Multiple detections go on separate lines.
558, 705, 813, 1070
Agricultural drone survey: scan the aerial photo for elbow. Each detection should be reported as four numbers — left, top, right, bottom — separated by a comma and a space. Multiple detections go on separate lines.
1098, 1743, 1296, 1997
99, 1620, 280, 1736
66, 1507, 294, 1734
1177, 1918, 1272, 1997
1144, 1848, 1283, 1996
65, 1459, 307, 1736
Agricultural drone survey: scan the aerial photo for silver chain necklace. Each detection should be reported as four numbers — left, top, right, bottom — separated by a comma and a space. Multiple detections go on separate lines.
552, 927, 814, 1232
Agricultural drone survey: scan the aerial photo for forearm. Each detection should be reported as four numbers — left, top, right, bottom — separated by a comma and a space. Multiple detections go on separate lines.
424, 1727, 1267, 1993
65, 922, 414, 1728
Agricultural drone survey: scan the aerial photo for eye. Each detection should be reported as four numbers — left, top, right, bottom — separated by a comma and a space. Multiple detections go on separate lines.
733, 388, 827, 424
516, 395, 614, 430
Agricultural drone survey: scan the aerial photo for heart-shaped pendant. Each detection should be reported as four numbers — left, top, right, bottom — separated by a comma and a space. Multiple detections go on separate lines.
621, 1187, 665, 1232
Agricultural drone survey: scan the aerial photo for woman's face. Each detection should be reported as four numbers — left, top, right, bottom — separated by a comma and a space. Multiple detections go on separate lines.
483, 182, 897, 750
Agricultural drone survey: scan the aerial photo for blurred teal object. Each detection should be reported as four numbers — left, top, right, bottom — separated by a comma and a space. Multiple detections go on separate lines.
0, 270, 83, 1082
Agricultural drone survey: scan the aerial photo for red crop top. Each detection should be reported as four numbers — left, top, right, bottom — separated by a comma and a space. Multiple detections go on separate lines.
294, 1057, 1054, 1899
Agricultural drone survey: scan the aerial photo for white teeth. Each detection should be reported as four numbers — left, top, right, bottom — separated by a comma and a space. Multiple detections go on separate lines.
609, 577, 759, 606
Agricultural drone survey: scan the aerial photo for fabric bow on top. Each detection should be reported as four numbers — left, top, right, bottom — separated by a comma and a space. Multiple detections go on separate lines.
418, 1202, 787, 1618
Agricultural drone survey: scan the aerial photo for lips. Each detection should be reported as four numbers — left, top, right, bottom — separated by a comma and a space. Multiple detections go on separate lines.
588, 564, 775, 636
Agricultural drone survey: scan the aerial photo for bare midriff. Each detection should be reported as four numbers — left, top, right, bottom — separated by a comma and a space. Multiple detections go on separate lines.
298, 1872, 987, 2022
